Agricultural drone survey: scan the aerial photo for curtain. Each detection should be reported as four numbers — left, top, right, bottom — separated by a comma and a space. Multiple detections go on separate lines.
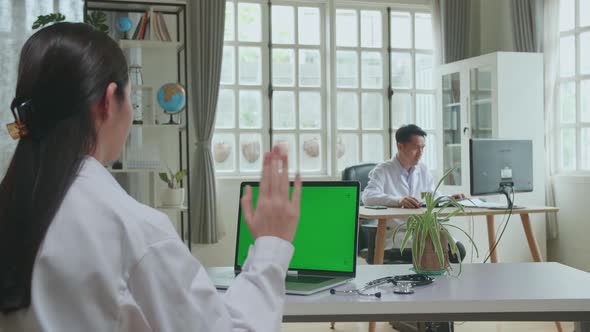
432, 0, 471, 64
543, 0, 560, 240
0, 0, 83, 176
431, 0, 443, 65
511, 0, 542, 52
188, 0, 226, 244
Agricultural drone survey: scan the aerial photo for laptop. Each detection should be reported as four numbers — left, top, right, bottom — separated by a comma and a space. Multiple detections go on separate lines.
211, 181, 360, 295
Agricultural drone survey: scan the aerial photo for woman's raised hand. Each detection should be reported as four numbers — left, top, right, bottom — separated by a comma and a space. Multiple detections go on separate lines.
240, 146, 302, 243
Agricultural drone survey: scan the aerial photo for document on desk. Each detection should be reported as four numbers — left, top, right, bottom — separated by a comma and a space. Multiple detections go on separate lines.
459, 198, 506, 209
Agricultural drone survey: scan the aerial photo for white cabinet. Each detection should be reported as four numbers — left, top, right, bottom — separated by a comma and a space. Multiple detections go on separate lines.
437, 52, 545, 204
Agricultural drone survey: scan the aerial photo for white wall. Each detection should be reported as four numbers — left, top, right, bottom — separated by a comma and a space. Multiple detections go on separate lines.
192, 178, 242, 266
549, 177, 590, 272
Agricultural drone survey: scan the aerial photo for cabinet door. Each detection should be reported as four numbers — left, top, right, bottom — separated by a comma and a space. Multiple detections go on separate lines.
469, 67, 494, 138
441, 72, 462, 186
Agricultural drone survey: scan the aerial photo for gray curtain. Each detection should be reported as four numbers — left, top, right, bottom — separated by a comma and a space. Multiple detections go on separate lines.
511, 0, 541, 52
188, 0, 226, 244
435, 0, 471, 64
542, 0, 560, 240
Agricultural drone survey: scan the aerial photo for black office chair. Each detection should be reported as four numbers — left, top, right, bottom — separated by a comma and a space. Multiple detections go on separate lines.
341, 163, 377, 259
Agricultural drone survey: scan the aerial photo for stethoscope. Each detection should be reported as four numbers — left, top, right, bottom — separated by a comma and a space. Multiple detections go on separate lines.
330, 274, 434, 298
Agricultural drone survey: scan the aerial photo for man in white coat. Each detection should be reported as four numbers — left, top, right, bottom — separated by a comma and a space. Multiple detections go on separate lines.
362, 124, 465, 264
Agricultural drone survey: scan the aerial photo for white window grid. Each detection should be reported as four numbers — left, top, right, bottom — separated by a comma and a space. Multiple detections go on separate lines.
557, 0, 590, 173
270, 1, 327, 175
215, 0, 270, 175
214, 0, 433, 177
332, 6, 390, 173
388, 8, 436, 171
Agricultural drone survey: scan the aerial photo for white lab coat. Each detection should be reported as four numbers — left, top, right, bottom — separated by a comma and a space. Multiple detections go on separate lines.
0, 157, 293, 332
362, 157, 440, 249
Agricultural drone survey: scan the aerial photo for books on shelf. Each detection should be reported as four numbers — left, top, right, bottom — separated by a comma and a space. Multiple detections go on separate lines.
130, 10, 171, 42
152, 11, 172, 41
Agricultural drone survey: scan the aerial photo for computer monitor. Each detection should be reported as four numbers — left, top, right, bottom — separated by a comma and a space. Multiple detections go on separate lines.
469, 138, 533, 208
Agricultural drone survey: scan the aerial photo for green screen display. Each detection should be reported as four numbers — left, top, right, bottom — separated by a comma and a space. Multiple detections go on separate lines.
236, 183, 358, 273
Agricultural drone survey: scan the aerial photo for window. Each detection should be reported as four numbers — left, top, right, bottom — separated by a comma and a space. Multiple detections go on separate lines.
0, 0, 83, 176
557, 0, 590, 171
334, 8, 387, 171
389, 10, 436, 170
213, 0, 434, 176
271, 5, 325, 174
214, 1, 267, 174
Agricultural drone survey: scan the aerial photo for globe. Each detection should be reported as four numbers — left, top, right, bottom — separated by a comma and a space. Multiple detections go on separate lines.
116, 17, 133, 32
157, 83, 186, 114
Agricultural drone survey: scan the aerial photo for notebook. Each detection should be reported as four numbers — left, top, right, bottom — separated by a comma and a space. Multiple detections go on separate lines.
211, 181, 360, 295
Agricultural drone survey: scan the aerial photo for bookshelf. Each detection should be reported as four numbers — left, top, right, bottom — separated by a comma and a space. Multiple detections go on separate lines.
119, 39, 183, 51
85, 0, 192, 249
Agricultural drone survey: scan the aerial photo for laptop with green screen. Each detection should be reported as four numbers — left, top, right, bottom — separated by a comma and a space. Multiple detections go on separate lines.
213, 181, 359, 295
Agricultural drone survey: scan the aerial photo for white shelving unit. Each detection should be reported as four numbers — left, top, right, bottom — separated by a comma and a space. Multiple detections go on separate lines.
119, 39, 183, 51
436, 52, 547, 262
436, 52, 545, 196
86, 0, 191, 249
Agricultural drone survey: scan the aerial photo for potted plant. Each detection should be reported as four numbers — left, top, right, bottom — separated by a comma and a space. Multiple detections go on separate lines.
32, 11, 109, 32
392, 168, 478, 275
159, 168, 187, 207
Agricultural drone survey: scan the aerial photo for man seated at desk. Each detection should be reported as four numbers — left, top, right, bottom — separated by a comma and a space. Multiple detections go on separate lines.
362, 124, 465, 264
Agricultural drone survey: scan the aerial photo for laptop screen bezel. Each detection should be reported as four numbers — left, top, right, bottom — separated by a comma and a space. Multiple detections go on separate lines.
234, 181, 360, 277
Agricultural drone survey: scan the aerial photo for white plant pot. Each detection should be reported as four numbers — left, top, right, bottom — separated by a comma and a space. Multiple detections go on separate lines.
161, 188, 185, 207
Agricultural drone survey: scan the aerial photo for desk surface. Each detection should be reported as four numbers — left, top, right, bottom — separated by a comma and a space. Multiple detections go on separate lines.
209, 263, 590, 322
359, 206, 559, 219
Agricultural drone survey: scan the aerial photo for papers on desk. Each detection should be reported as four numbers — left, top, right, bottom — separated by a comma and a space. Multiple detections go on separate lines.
459, 198, 507, 209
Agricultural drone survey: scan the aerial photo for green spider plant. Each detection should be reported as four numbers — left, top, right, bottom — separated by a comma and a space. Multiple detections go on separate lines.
392, 168, 478, 275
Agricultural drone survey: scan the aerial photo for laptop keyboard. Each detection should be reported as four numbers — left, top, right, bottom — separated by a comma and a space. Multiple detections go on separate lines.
285, 275, 332, 284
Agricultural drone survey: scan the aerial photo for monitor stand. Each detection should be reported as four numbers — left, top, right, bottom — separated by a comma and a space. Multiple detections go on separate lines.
491, 184, 525, 210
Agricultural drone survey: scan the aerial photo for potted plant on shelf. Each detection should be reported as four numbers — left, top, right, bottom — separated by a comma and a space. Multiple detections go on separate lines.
159, 168, 187, 207
32, 11, 109, 32
392, 168, 478, 275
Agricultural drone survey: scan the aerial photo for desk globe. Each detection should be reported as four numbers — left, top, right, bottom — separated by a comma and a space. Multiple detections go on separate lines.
116, 17, 133, 39
157, 83, 186, 125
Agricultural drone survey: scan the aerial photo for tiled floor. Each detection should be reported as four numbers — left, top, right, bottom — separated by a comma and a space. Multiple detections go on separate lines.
281, 321, 574, 332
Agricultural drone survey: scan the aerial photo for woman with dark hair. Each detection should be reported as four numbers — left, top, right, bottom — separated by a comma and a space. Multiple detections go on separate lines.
0, 23, 301, 331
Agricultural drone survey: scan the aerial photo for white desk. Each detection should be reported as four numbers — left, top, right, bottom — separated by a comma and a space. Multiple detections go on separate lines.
209, 263, 590, 330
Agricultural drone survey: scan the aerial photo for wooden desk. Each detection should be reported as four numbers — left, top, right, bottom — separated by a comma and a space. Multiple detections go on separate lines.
357, 207, 561, 332
359, 206, 559, 265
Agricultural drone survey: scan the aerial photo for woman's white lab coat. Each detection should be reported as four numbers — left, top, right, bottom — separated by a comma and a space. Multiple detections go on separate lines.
0, 157, 293, 332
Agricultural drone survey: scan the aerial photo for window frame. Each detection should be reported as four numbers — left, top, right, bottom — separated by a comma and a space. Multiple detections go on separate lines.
388, 7, 437, 172
215, 0, 270, 175
214, 0, 434, 177
557, 0, 590, 174
331, 5, 390, 173
270, 0, 328, 175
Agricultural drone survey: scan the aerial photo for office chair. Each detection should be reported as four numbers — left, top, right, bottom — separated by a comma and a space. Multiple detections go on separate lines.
341, 163, 377, 259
